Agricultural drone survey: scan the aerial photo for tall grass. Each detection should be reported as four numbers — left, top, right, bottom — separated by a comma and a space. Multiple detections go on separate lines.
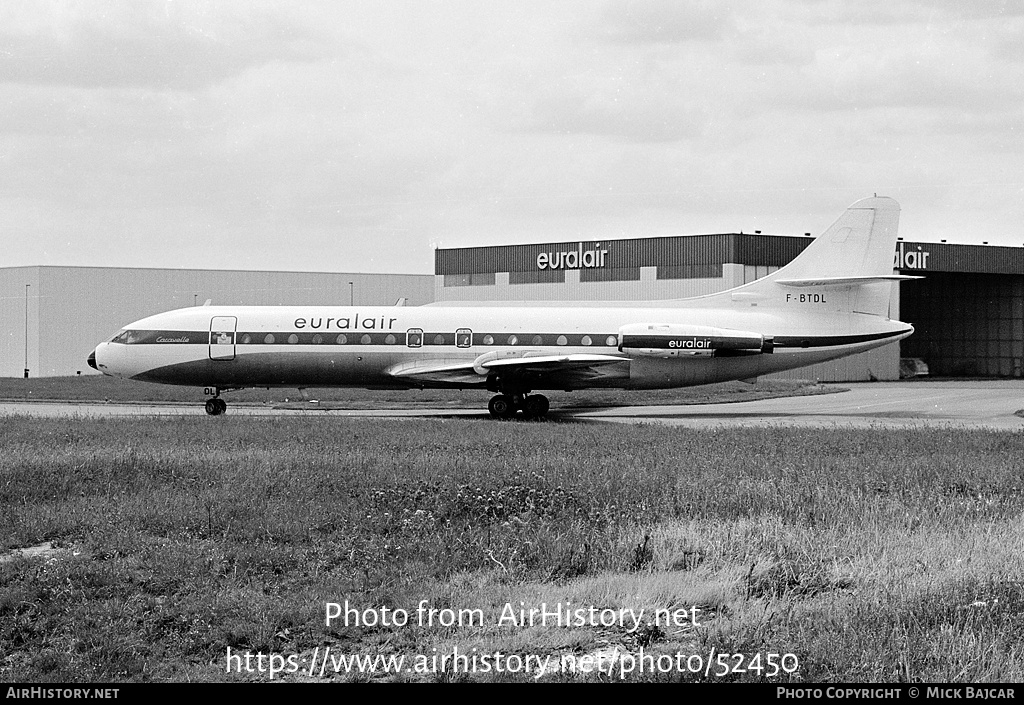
1, 416, 1021, 682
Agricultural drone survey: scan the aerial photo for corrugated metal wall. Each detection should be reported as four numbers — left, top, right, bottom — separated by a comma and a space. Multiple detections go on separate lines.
0, 267, 434, 377
435, 233, 814, 274
897, 241, 1024, 274
438, 236, 1024, 277
0, 267, 40, 379
434, 267, 739, 303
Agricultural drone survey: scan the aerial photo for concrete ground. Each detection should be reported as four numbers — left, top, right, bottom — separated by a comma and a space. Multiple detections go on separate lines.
568, 381, 1024, 430
1, 381, 1022, 430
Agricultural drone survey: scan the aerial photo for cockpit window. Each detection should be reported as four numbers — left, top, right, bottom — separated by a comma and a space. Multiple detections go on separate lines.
109, 330, 148, 344
110, 330, 132, 344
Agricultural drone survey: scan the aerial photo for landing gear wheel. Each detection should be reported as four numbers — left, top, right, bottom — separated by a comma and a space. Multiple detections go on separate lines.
205, 398, 227, 416
522, 394, 550, 419
488, 394, 517, 419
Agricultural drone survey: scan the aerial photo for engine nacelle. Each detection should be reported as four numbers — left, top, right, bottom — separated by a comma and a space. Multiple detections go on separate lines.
619, 323, 770, 358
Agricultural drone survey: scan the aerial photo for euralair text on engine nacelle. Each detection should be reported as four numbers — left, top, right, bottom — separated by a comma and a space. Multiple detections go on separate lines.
618, 323, 769, 358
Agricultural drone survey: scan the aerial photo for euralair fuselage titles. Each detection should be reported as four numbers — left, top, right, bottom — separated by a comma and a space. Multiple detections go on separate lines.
88, 197, 916, 418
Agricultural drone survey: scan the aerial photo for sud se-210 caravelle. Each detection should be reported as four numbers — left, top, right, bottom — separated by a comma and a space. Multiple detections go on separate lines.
88, 196, 916, 418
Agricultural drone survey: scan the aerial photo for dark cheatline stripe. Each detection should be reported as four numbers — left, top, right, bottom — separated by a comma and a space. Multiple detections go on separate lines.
773, 330, 905, 348
114, 328, 905, 349
232, 331, 619, 347
116, 330, 207, 344
114, 329, 618, 347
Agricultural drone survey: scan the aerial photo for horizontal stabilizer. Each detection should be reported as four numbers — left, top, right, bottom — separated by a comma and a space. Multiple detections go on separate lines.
776, 275, 922, 288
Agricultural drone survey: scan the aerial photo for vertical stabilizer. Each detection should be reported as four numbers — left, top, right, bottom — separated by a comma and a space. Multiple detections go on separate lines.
769, 196, 900, 282
720, 196, 903, 317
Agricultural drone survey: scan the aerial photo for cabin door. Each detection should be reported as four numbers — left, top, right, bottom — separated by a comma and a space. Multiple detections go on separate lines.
209, 316, 237, 361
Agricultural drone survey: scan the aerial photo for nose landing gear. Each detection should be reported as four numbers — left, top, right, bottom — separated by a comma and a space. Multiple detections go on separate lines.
204, 397, 227, 416
487, 393, 549, 420
204, 387, 228, 416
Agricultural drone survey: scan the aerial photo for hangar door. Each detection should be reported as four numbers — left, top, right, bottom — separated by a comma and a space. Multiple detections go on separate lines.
900, 273, 1024, 377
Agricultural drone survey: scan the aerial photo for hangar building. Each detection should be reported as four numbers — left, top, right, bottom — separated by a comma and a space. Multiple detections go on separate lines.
7, 234, 1022, 382
0, 266, 434, 378
435, 235, 1024, 381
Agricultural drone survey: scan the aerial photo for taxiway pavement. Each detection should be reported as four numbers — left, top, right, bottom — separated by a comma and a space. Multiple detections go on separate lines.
1, 381, 1022, 430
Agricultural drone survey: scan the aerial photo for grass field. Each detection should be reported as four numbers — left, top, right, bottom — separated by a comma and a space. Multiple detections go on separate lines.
0, 375, 838, 409
2, 415, 1022, 682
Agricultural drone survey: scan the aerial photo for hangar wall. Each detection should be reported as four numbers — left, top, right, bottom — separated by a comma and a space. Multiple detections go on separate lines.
896, 241, 1024, 378
0, 266, 434, 378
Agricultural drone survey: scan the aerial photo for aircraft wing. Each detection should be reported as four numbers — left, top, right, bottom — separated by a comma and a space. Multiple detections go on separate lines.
386, 353, 628, 386
479, 353, 627, 371
386, 359, 482, 386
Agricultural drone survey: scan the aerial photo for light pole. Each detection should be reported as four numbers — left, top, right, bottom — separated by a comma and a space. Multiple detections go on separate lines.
24, 284, 30, 378
348, 281, 354, 306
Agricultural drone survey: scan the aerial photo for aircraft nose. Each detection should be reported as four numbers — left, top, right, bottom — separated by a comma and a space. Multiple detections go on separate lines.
87, 349, 98, 370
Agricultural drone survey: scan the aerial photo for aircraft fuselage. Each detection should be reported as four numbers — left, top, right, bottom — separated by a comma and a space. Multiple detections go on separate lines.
90, 302, 911, 391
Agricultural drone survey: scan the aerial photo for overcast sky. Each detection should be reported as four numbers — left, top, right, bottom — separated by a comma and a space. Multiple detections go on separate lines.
2, 0, 1022, 274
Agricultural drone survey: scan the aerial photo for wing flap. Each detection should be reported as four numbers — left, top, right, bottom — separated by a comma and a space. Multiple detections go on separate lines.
480, 353, 627, 371
386, 353, 628, 386
388, 360, 477, 377
386, 359, 481, 386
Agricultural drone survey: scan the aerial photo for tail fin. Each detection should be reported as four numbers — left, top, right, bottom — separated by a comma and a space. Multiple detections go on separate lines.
724, 196, 911, 317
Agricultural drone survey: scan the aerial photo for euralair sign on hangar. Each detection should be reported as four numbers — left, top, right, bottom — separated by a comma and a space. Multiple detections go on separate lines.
536, 240, 937, 273
893, 240, 1024, 275
533, 240, 938, 272
536, 243, 609, 270
531, 240, 1000, 274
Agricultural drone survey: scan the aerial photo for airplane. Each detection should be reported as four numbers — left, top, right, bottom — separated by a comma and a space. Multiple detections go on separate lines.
88, 196, 916, 419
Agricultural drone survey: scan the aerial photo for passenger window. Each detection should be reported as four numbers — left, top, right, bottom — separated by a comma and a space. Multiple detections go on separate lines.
336, 334, 348, 344
482, 334, 494, 345
241, 334, 252, 345
287, 334, 299, 344
312, 334, 323, 344
264, 334, 275, 344
385, 334, 396, 345
456, 328, 472, 348
556, 335, 568, 346
581, 335, 592, 346
407, 329, 423, 347
508, 335, 518, 345
433, 334, 445, 345
360, 334, 372, 344
532, 335, 543, 345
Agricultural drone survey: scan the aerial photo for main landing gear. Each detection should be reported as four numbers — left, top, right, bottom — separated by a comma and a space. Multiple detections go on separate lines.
488, 393, 550, 420
204, 387, 227, 416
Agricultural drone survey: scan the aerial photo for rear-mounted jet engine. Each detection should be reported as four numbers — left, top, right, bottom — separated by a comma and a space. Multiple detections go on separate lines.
618, 323, 772, 358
